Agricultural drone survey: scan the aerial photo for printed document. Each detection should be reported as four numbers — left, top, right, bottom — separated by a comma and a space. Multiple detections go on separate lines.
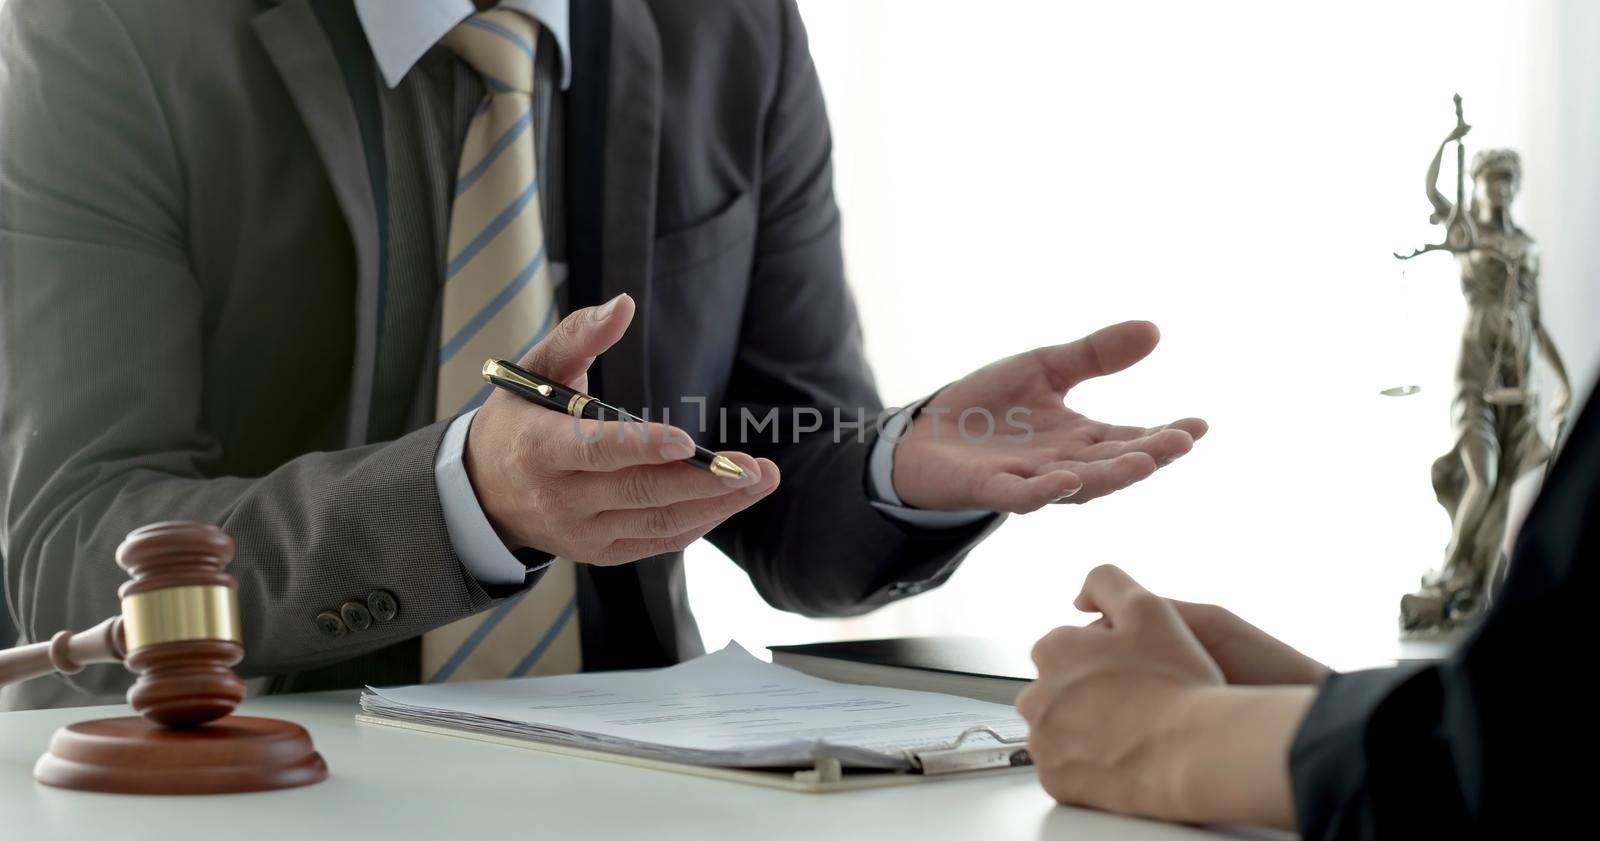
360, 644, 1027, 770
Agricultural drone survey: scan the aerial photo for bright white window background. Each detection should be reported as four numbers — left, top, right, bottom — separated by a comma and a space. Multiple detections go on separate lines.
687, 0, 1600, 671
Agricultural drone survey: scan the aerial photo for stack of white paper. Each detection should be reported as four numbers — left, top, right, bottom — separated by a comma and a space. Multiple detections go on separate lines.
359, 644, 1028, 771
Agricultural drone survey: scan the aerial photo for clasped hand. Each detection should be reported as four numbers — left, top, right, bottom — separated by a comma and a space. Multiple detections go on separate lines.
1018, 565, 1328, 827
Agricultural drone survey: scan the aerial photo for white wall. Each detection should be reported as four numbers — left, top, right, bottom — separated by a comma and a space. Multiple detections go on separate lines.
687, 0, 1600, 669
1527, 0, 1600, 408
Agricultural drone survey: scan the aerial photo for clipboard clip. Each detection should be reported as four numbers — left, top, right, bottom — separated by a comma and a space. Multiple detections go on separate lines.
905, 725, 1031, 776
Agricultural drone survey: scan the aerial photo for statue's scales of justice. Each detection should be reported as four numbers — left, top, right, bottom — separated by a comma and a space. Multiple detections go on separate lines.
1389, 94, 1570, 638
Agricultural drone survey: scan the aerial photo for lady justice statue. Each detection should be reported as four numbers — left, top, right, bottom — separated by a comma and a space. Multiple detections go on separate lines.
1395, 95, 1571, 636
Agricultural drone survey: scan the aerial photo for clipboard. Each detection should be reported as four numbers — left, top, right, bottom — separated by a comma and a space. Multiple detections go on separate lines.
354, 714, 1032, 794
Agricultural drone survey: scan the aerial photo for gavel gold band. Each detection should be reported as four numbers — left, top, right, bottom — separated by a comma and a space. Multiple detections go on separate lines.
121, 585, 243, 651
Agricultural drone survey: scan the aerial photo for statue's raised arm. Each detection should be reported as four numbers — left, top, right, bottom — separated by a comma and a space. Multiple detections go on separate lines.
1425, 94, 1472, 225
1397, 94, 1475, 261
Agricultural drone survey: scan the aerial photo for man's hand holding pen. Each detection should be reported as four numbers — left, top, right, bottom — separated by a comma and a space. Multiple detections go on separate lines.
465, 294, 780, 565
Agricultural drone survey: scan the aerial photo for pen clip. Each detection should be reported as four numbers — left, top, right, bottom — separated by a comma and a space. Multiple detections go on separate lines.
482, 359, 553, 397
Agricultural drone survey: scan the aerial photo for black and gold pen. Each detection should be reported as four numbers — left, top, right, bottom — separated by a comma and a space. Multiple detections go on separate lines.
481, 358, 746, 480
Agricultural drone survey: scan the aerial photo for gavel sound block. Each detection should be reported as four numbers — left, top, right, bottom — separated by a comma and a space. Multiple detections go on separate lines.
0, 522, 327, 794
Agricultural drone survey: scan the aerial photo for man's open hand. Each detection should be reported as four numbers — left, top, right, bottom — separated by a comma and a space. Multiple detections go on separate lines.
892, 321, 1206, 513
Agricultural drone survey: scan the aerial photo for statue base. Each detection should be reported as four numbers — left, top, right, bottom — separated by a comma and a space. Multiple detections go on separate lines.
1396, 627, 1471, 662
1399, 549, 1507, 640
1399, 586, 1488, 640
33, 715, 327, 794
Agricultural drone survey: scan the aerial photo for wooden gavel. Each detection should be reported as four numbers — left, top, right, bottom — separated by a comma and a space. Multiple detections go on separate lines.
0, 521, 247, 725
0, 522, 326, 794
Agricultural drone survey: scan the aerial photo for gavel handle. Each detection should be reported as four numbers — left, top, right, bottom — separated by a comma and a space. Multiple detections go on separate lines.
0, 616, 126, 688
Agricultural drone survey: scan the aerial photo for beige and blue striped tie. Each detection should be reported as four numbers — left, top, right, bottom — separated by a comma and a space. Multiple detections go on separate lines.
421, 9, 581, 683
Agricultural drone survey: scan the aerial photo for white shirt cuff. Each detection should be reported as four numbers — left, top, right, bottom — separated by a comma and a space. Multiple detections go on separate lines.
434, 409, 543, 586
867, 399, 993, 528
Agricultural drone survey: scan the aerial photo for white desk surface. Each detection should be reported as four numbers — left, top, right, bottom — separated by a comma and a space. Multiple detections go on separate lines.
1, 691, 1291, 841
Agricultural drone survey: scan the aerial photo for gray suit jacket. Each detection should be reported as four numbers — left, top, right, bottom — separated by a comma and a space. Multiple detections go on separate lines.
0, 0, 998, 710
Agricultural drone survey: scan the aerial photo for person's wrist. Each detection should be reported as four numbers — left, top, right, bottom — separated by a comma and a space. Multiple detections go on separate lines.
1298, 660, 1334, 686
462, 414, 529, 552
1171, 686, 1314, 829
1138, 683, 1217, 822
886, 402, 928, 508
887, 386, 963, 509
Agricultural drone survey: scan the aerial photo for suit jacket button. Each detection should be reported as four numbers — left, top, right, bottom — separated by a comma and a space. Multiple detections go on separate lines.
315, 611, 348, 638
340, 600, 373, 632
367, 590, 399, 622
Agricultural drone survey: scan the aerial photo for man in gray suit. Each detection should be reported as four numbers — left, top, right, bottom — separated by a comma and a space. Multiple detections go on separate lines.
0, 0, 1205, 709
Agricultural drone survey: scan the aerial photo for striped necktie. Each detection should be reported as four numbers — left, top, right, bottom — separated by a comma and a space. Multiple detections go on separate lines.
421, 9, 581, 683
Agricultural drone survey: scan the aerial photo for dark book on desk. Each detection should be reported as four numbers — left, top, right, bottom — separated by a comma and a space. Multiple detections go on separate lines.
768, 637, 1035, 706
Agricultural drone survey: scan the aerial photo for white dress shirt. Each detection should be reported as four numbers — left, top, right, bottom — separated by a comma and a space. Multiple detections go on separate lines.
354, 0, 989, 586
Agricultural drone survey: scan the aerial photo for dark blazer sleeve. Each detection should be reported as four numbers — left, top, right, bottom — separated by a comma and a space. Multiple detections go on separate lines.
0, 0, 501, 706
1289, 387, 1598, 838
704, 0, 1000, 617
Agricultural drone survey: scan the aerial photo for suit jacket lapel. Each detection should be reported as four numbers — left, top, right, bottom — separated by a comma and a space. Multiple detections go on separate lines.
594, 0, 662, 414
253, 0, 382, 448
599, 2, 702, 665
568, 0, 697, 669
